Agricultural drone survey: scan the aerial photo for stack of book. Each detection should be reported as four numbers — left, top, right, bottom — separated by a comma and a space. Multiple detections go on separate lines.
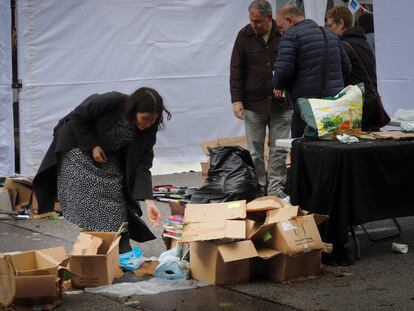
162, 215, 184, 240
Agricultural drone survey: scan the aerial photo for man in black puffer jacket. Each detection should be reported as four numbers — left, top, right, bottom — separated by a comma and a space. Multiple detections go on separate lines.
272, 4, 351, 137
326, 6, 383, 131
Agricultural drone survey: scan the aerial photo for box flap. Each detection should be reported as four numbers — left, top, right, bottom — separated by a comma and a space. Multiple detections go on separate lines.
256, 247, 283, 259
249, 224, 274, 242
0, 256, 15, 307
71, 232, 104, 256
322, 242, 333, 254
107, 235, 121, 255
264, 206, 299, 225
184, 201, 246, 223
217, 240, 257, 263
37, 247, 68, 266
182, 220, 245, 242
246, 196, 286, 212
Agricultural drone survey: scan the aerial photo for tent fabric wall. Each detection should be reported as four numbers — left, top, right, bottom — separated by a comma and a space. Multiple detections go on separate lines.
0, 0, 15, 176
17, 0, 274, 175
375, 0, 414, 116
303, 0, 327, 26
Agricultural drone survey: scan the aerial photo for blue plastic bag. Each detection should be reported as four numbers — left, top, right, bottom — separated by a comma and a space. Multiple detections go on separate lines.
119, 246, 143, 270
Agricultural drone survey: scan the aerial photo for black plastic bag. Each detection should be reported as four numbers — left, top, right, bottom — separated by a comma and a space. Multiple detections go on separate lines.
190, 146, 258, 203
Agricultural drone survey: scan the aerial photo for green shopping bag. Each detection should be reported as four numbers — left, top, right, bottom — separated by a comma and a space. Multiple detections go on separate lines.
297, 84, 364, 140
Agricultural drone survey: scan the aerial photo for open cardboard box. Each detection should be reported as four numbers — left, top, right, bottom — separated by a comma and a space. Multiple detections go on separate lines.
190, 240, 257, 285
182, 201, 247, 243
69, 232, 122, 288
0, 187, 13, 213
0, 247, 68, 310
3, 176, 60, 218
265, 214, 328, 255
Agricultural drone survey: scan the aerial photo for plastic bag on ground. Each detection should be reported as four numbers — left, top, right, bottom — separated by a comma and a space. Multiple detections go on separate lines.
85, 278, 209, 298
154, 245, 190, 280
190, 146, 258, 203
119, 246, 143, 271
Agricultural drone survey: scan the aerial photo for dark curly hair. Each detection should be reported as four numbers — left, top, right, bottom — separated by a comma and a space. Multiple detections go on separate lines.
124, 87, 171, 129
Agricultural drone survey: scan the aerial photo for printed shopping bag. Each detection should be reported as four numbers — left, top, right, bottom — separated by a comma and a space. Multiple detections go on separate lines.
297, 84, 364, 140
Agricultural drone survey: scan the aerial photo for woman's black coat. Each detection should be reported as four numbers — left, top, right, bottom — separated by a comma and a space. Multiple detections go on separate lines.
33, 91, 157, 242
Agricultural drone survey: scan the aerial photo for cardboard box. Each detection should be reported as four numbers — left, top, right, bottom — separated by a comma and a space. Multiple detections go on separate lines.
246, 195, 291, 212
266, 250, 323, 282
4, 177, 33, 212
182, 220, 246, 243
267, 214, 324, 255
0, 187, 13, 212
69, 232, 122, 288
182, 201, 247, 242
0, 247, 68, 310
200, 135, 269, 170
246, 197, 299, 242
3, 176, 60, 218
184, 200, 246, 223
190, 240, 257, 285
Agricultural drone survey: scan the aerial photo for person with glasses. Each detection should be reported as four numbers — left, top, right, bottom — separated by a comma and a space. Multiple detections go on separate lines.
326, 6, 380, 131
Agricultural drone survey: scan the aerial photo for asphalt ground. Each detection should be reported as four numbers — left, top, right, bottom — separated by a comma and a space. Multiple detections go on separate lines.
1, 172, 414, 310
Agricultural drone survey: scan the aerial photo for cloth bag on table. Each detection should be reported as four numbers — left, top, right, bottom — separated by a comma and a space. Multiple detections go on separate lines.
297, 84, 364, 140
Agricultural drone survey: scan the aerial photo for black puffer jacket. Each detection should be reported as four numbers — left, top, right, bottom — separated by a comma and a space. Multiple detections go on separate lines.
273, 19, 351, 105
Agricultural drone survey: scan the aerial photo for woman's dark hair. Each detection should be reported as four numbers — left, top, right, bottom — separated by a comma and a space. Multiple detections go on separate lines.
356, 13, 374, 34
124, 87, 171, 129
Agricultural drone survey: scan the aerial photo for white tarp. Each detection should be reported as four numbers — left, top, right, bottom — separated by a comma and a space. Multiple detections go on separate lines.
303, 0, 327, 25
0, 0, 15, 176
17, 0, 276, 175
375, 0, 414, 115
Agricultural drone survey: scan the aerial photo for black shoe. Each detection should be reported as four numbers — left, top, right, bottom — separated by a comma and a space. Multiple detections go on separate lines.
322, 246, 354, 266
119, 231, 132, 254
256, 185, 267, 197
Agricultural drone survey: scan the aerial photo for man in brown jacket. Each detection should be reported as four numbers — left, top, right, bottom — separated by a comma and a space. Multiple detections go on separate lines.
230, 0, 291, 199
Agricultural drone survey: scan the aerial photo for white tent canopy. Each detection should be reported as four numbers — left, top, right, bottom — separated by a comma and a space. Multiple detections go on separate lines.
0, 0, 412, 176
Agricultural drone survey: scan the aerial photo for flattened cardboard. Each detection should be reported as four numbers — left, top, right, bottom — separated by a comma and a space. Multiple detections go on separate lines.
182, 220, 245, 242
200, 136, 247, 156
185, 201, 246, 223
269, 215, 324, 255
200, 135, 269, 169
69, 232, 121, 288
246, 196, 289, 212
190, 240, 257, 285
0, 188, 12, 212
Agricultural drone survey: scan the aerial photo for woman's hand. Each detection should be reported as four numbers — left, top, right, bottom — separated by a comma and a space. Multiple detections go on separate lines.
273, 89, 284, 97
92, 145, 108, 163
145, 199, 162, 227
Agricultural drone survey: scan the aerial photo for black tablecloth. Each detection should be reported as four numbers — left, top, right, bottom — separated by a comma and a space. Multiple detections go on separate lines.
291, 138, 414, 247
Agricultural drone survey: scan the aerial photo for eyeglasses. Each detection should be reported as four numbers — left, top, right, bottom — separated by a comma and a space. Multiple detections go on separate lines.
325, 23, 334, 29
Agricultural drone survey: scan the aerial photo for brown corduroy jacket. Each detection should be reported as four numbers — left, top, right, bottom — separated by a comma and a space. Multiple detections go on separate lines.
230, 21, 286, 111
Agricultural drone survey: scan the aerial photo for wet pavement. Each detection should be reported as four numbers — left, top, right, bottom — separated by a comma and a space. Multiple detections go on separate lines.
1, 172, 414, 310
